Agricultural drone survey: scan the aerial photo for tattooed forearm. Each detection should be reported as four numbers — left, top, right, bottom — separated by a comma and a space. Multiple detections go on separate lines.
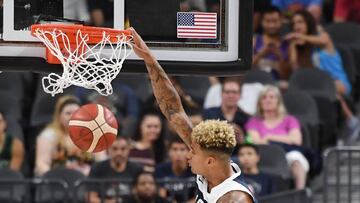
145, 60, 193, 146
217, 191, 253, 203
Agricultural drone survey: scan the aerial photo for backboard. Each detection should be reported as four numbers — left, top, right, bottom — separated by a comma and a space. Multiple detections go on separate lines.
0, 0, 253, 75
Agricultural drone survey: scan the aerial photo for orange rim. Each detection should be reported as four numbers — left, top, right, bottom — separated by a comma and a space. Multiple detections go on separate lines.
31, 24, 132, 44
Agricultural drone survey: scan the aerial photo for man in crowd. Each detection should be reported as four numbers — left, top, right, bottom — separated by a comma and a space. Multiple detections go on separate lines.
88, 136, 143, 203
203, 78, 250, 131
155, 136, 195, 202
253, 6, 290, 80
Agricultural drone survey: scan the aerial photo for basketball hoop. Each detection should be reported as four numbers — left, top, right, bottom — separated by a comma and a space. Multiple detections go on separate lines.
31, 24, 133, 96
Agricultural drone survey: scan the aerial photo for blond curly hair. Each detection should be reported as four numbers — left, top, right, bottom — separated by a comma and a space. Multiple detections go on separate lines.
191, 120, 236, 155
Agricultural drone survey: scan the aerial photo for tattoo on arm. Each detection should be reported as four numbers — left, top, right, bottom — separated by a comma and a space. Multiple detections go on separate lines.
145, 60, 193, 146
217, 191, 253, 203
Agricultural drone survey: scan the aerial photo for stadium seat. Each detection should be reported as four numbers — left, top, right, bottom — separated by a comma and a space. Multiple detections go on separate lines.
178, 76, 210, 105
0, 168, 26, 203
115, 74, 152, 102
300, 123, 312, 149
336, 44, 357, 87
289, 68, 336, 101
259, 188, 312, 203
0, 72, 24, 95
326, 23, 360, 101
283, 89, 320, 148
289, 68, 338, 148
242, 69, 275, 85
35, 167, 86, 203
325, 22, 360, 45
257, 145, 291, 179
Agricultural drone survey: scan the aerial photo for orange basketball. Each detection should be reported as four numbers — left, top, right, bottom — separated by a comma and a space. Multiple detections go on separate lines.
68, 104, 118, 153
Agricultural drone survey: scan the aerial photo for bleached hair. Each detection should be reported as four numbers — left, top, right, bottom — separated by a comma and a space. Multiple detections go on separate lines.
191, 120, 236, 155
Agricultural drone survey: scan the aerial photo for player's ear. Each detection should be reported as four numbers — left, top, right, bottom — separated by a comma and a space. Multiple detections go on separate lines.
207, 156, 215, 165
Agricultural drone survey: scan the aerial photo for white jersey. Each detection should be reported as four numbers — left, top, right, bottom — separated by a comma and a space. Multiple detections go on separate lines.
195, 162, 256, 203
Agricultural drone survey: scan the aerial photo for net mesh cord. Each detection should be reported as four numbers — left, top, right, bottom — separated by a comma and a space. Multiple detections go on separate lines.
33, 28, 133, 96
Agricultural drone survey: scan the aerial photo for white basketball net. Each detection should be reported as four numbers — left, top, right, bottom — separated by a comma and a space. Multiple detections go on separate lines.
33, 28, 133, 96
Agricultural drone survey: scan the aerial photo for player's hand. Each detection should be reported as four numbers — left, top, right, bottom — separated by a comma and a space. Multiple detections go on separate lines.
128, 27, 153, 61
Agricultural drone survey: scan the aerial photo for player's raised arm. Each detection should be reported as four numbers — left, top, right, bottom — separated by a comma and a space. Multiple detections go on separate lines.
129, 28, 193, 147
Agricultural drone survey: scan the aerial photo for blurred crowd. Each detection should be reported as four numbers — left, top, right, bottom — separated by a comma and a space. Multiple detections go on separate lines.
0, 0, 359, 202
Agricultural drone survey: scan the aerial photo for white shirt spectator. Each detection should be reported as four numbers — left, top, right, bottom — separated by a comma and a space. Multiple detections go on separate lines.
203, 83, 264, 115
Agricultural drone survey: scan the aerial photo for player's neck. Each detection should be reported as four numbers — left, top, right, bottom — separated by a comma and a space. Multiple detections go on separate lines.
206, 163, 233, 192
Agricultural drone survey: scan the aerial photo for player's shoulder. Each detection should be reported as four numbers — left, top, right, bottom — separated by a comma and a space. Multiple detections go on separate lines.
217, 190, 254, 203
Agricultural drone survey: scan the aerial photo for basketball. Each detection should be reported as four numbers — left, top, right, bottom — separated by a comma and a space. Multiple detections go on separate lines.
68, 104, 118, 153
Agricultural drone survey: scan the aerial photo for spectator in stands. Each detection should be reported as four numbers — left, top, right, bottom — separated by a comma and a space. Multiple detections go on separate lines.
155, 136, 195, 202
238, 144, 276, 197
180, 0, 207, 11
287, 10, 350, 94
88, 136, 143, 202
203, 77, 250, 131
205, 0, 220, 13
0, 112, 24, 171
253, 0, 272, 33
123, 172, 170, 203
35, 95, 105, 176
246, 85, 309, 190
333, 0, 360, 23
286, 10, 360, 141
253, 6, 291, 80
88, 0, 114, 27
271, 0, 322, 22
204, 77, 264, 116
75, 82, 140, 138
129, 111, 166, 172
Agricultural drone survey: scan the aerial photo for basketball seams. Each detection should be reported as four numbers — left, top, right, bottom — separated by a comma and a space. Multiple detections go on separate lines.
68, 103, 118, 152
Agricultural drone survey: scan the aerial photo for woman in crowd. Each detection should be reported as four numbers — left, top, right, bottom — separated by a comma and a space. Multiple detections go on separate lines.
129, 111, 166, 172
246, 85, 309, 190
286, 10, 360, 141
0, 112, 24, 171
35, 95, 106, 176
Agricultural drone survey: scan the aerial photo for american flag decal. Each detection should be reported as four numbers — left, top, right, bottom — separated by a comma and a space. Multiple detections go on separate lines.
177, 12, 217, 39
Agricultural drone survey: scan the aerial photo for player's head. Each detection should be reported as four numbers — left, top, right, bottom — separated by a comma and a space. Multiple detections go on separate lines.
261, 6, 282, 36
221, 77, 241, 108
0, 112, 6, 133
237, 144, 260, 172
168, 136, 189, 165
109, 136, 131, 166
51, 95, 80, 132
188, 120, 236, 175
132, 171, 157, 202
